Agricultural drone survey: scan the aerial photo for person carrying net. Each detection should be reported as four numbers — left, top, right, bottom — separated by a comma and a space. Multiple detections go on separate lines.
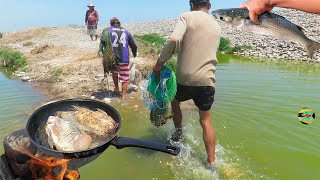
153, 0, 221, 171
98, 17, 138, 100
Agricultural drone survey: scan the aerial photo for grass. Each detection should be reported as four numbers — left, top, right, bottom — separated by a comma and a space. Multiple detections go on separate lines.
140, 34, 166, 46
0, 48, 28, 69
50, 68, 65, 82
134, 34, 166, 58
219, 37, 251, 54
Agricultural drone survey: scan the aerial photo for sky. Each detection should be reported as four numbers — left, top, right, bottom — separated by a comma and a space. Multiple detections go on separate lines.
0, 0, 244, 32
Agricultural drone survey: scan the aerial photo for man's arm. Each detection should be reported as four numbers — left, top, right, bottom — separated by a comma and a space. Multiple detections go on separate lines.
272, 0, 320, 13
240, 0, 320, 21
128, 33, 138, 57
153, 14, 187, 73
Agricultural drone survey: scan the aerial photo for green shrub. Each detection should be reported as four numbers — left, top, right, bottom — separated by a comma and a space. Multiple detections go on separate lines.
0, 48, 27, 68
219, 37, 251, 54
134, 34, 164, 57
140, 34, 166, 46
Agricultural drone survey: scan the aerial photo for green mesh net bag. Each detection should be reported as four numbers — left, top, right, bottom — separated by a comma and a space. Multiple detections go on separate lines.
142, 65, 177, 127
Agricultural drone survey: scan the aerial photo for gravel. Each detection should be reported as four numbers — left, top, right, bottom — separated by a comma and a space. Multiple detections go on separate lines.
121, 9, 320, 62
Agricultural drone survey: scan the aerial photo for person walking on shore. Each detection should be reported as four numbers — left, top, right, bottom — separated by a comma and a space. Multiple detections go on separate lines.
240, 0, 320, 21
85, 3, 99, 41
153, 0, 221, 171
98, 17, 138, 100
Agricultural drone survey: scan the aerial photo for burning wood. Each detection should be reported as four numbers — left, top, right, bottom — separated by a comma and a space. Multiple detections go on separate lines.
65, 170, 80, 180
17, 146, 80, 180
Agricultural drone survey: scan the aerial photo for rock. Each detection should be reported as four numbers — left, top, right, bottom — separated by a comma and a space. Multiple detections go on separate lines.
90, 96, 96, 99
21, 76, 30, 82
103, 98, 112, 103
15, 72, 26, 77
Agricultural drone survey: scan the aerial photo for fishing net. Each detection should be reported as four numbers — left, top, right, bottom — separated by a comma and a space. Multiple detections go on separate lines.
101, 30, 115, 75
142, 65, 177, 127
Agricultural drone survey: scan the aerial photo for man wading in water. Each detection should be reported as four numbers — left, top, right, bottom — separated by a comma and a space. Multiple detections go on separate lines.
153, 0, 221, 171
98, 17, 137, 100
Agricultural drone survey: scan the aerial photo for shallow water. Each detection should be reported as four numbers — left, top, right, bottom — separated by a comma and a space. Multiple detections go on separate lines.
0, 68, 44, 154
79, 55, 320, 180
1, 54, 320, 179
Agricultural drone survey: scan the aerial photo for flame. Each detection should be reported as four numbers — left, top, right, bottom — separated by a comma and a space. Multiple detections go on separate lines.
65, 170, 80, 180
17, 147, 80, 180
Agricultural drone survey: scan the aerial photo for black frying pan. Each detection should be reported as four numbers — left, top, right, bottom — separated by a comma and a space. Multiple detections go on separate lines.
26, 99, 180, 159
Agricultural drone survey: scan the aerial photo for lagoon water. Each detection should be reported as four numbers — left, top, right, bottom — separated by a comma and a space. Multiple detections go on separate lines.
1, 55, 320, 179
0, 68, 44, 152
81, 55, 320, 180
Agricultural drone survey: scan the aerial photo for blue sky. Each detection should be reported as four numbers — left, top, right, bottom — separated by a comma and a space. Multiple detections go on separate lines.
0, 0, 244, 32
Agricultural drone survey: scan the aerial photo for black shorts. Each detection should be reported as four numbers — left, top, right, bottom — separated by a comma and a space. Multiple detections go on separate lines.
175, 84, 215, 111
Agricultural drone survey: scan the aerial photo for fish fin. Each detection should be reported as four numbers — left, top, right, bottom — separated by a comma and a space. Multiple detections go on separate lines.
306, 41, 320, 59
296, 25, 304, 32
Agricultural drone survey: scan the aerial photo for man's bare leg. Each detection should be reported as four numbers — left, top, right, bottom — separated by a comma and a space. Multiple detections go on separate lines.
121, 82, 128, 100
199, 110, 215, 166
171, 99, 183, 140
112, 72, 120, 93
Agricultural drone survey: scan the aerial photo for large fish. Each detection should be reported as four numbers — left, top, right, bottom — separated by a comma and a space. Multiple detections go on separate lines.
212, 8, 320, 58
45, 116, 92, 152
72, 107, 118, 138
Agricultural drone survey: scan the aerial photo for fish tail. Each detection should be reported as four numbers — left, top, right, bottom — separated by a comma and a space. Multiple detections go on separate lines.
306, 41, 320, 59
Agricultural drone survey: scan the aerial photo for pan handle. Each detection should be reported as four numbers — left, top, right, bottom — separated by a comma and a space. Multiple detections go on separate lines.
111, 137, 180, 156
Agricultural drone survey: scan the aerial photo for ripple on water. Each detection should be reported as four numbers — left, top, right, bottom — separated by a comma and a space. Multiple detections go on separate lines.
0, 71, 44, 153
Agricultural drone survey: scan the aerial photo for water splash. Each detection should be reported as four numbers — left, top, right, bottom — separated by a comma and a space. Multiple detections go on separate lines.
163, 118, 257, 180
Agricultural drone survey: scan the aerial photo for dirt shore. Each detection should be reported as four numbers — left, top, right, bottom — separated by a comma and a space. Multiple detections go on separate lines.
1, 26, 155, 103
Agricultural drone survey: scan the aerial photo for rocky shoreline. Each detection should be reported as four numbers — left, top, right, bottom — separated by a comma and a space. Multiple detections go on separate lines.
123, 9, 320, 62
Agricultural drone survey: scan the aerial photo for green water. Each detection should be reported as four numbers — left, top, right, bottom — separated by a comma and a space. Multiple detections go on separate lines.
1, 54, 320, 180
0, 68, 44, 154
80, 55, 320, 180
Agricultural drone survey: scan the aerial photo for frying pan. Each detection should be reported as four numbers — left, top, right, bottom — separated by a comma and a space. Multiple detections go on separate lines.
26, 99, 180, 159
